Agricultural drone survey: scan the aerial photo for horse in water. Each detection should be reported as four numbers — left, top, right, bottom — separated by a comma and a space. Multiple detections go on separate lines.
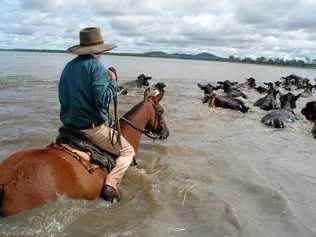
0, 89, 169, 217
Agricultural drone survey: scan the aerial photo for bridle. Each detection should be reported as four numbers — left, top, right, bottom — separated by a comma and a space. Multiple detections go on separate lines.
120, 99, 165, 140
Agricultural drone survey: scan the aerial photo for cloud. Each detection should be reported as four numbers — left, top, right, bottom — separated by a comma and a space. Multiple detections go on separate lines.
0, 0, 315, 59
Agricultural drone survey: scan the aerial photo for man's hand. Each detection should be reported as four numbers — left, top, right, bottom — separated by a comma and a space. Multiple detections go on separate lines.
107, 67, 117, 81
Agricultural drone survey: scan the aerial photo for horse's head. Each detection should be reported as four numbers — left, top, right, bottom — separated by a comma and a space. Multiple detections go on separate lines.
301, 101, 316, 121
143, 88, 169, 140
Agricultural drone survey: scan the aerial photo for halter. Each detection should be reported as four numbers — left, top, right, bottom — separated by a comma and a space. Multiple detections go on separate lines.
120, 99, 164, 140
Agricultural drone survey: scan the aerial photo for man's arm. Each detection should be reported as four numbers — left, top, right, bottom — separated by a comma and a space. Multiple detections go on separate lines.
91, 63, 117, 110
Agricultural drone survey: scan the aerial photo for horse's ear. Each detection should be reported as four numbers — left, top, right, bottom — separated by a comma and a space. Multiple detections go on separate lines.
144, 88, 151, 100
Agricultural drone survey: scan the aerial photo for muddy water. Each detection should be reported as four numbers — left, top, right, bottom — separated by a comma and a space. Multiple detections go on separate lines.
0, 51, 316, 237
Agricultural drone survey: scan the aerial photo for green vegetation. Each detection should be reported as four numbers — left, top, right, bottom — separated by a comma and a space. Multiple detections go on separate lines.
1, 48, 315, 69
0, 79, 8, 87
227, 55, 316, 68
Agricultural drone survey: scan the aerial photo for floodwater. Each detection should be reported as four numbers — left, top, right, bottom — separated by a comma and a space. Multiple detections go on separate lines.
0, 51, 316, 237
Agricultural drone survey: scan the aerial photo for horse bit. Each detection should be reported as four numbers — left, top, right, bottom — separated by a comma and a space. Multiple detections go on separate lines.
120, 99, 164, 140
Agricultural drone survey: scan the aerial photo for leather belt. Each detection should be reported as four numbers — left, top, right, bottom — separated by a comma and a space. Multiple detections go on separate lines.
68, 121, 104, 130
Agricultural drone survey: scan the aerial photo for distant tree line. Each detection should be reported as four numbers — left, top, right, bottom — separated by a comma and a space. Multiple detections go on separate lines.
1, 48, 316, 68
227, 55, 316, 68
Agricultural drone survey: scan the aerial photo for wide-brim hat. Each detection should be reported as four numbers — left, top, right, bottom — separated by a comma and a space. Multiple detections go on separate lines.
68, 27, 116, 55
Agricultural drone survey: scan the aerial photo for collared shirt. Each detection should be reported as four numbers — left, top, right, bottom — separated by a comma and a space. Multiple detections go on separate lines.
59, 54, 117, 128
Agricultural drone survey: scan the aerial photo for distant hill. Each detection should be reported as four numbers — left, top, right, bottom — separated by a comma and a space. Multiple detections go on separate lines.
141, 51, 223, 60
0, 48, 222, 61
142, 51, 170, 57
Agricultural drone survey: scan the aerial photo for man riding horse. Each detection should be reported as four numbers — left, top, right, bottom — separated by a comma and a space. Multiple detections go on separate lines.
59, 27, 135, 203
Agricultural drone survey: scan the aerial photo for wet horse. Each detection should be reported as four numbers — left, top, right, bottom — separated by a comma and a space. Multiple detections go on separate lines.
0, 89, 169, 217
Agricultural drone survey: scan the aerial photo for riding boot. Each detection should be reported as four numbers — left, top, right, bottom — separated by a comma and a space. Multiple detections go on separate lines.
100, 185, 121, 203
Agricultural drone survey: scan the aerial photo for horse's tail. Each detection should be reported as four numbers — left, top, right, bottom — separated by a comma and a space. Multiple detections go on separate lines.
0, 184, 4, 217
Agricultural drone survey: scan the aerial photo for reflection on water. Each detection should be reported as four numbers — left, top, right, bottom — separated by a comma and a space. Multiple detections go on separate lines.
0, 51, 316, 237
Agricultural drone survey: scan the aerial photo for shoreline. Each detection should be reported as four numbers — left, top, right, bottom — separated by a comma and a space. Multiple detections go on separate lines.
1, 48, 316, 70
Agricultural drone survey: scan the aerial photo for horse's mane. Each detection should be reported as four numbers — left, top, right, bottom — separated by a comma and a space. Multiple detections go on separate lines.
122, 100, 145, 119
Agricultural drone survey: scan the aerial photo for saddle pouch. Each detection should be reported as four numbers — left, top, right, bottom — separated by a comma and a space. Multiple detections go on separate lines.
56, 127, 117, 172
89, 148, 116, 172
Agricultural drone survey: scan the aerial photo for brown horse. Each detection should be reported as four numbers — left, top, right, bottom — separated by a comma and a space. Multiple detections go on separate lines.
0, 89, 169, 217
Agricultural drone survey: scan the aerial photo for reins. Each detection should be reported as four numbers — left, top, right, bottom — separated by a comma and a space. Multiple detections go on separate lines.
108, 67, 122, 149
120, 100, 162, 140
120, 117, 159, 139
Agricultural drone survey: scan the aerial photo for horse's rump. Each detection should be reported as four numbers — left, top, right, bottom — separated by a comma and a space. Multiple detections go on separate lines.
0, 147, 106, 216
0, 183, 3, 216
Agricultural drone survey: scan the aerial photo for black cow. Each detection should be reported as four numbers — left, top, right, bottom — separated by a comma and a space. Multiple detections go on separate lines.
118, 74, 152, 95
301, 101, 316, 138
261, 93, 301, 128
254, 84, 279, 111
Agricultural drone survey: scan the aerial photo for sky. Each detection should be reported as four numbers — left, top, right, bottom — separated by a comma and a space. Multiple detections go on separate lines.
1, 0, 316, 59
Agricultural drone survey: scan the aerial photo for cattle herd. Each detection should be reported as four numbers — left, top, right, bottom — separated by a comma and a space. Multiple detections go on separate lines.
119, 73, 316, 139
197, 74, 316, 138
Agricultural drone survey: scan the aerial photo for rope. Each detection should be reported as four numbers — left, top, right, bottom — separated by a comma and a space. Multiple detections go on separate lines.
108, 67, 122, 149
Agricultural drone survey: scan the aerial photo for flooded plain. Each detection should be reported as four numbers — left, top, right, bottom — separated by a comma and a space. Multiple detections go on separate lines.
0, 51, 316, 237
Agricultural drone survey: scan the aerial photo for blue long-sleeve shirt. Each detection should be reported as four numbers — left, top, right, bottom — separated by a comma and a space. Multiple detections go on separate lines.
59, 55, 117, 128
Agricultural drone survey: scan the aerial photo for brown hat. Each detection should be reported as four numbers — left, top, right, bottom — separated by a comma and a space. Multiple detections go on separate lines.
68, 27, 116, 55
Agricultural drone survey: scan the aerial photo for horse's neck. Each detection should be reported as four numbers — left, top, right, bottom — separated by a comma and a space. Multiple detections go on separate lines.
120, 102, 151, 152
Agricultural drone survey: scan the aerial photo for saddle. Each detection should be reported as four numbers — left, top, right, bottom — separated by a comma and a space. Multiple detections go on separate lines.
55, 127, 117, 172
